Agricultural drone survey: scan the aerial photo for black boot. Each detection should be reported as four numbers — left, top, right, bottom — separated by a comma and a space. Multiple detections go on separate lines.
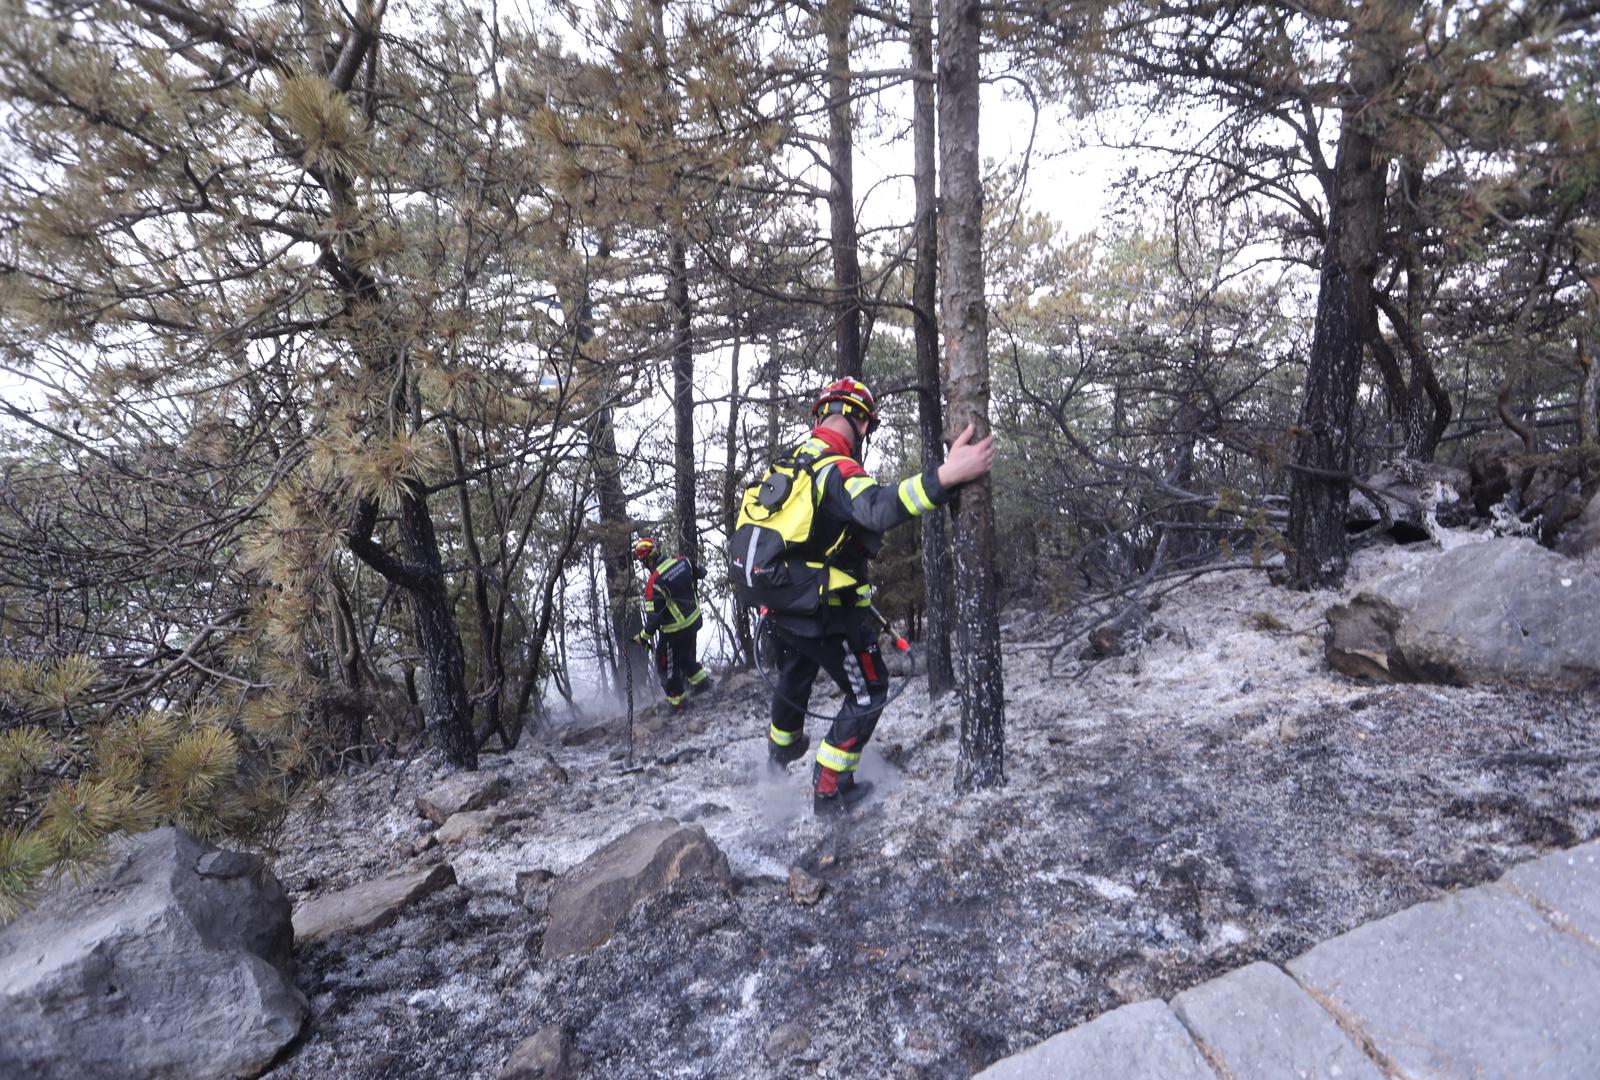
813, 768, 875, 816
767, 733, 810, 774
690, 675, 714, 696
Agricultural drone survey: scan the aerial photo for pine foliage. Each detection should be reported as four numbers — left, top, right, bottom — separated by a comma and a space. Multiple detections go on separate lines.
0, 659, 293, 922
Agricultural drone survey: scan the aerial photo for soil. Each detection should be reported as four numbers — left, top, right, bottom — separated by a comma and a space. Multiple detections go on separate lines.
264, 540, 1600, 1079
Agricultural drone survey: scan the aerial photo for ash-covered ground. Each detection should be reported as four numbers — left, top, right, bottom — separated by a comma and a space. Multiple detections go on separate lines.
265, 542, 1600, 1079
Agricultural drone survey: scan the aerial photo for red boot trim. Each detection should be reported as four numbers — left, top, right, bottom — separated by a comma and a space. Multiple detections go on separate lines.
816, 766, 840, 796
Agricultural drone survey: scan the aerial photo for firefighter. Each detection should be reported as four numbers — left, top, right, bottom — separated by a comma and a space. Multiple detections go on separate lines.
756, 377, 995, 814
631, 537, 713, 708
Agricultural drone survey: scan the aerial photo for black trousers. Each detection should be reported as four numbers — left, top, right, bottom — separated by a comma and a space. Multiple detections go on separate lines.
768, 609, 888, 775
655, 626, 707, 705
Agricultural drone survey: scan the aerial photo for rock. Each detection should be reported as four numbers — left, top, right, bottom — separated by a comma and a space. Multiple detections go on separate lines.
788, 866, 827, 906
1470, 443, 1600, 545
436, 809, 508, 845
498, 1024, 584, 1080
292, 862, 457, 944
540, 818, 731, 961
559, 722, 611, 748
764, 1020, 812, 1063
972, 1000, 1213, 1079
0, 828, 307, 1080
1276, 715, 1301, 743
1348, 462, 1471, 541
1326, 593, 1405, 680
1555, 491, 1600, 558
1324, 539, 1600, 688
1169, 961, 1383, 1079
1468, 436, 1528, 516
680, 801, 729, 822
539, 753, 570, 785
516, 869, 556, 914
416, 771, 510, 825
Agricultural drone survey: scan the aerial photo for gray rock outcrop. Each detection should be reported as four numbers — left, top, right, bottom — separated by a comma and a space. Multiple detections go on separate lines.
0, 827, 307, 1080
292, 862, 457, 944
541, 818, 731, 961
1555, 491, 1600, 558
1348, 462, 1471, 540
416, 770, 511, 825
1326, 538, 1600, 688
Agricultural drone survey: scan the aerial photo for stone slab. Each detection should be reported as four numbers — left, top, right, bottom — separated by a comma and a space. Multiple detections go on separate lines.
1287, 882, 1600, 1078
972, 1000, 1213, 1079
416, 771, 510, 825
1170, 960, 1383, 1080
436, 809, 509, 845
541, 819, 731, 961
1500, 839, 1600, 945
292, 862, 457, 944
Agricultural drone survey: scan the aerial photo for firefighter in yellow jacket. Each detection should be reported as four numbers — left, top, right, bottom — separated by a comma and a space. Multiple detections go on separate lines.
631, 537, 713, 708
733, 378, 994, 813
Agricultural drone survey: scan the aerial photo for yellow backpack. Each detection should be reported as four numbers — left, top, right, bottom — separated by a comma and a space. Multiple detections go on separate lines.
730, 447, 850, 614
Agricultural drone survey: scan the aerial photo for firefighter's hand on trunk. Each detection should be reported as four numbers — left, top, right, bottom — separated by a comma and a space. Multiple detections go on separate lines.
633, 629, 652, 645
937, 423, 997, 488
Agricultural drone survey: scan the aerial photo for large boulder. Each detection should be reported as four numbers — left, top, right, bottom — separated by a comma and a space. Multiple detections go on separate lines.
0, 827, 307, 1080
292, 862, 457, 944
541, 818, 731, 962
416, 770, 511, 825
1326, 538, 1600, 688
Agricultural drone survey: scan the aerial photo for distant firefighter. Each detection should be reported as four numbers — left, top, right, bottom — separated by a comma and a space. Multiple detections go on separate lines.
631, 537, 712, 708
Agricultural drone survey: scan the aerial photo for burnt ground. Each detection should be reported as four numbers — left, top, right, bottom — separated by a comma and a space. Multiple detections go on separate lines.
265, 543, 1600, 1079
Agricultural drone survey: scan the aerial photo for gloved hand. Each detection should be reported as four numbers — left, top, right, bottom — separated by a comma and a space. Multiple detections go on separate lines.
633, 629, 652, 645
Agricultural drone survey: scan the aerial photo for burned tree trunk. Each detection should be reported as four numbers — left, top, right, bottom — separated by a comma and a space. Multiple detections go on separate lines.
723, 334, 755, 667
825, 0, 863, 378
669, 235, 699, 562
912, 0, 954, 699
1285, 29, 1395, 590
939, 0, 1004, 789
347, 485, 477, 769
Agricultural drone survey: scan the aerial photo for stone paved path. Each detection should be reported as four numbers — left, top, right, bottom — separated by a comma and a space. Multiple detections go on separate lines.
976, 840, 1600, 1079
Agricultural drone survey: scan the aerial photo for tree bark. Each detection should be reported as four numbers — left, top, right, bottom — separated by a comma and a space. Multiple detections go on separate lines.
825, 0, 863, 378
912, 0, 954, 699
669, 234, 699, 562
346, 484, 478, 769
446, 423, 509, 748
723, 334, 754, 667
939, 0, 1004, 789
1285, 21, 1396, 590
580, 245, 651, 696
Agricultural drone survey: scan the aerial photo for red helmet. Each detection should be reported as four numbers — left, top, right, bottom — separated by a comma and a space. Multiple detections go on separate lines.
812, 377, 879, 433
631, 537, 657, 562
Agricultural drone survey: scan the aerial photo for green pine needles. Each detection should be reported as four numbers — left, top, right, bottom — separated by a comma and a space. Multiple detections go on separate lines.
0, 657, 292, 923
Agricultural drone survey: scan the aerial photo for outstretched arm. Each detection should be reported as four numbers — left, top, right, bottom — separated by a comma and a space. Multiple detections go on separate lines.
818, 423, 996, 534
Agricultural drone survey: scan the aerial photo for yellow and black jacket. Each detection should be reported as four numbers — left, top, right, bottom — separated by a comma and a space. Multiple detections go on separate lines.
642, 555, 705, 636
733, 425, 950, 627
